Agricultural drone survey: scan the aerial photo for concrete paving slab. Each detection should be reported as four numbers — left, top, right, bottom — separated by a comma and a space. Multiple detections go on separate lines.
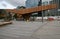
0, 21, 47, 39
32, 21, 60, 39
0, 21, 60, 39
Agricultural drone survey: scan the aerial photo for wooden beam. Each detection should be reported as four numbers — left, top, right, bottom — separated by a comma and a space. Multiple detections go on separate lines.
6, 4, 57, 14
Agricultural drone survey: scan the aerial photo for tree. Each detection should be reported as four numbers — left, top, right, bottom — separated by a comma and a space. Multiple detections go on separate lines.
14, 6, 26, 20
0, 9, 7, 19
16, 6, 26, 9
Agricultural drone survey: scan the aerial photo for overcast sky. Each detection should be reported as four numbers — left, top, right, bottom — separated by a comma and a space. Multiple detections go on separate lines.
0, 0, 52, 9
42, 0, 52, 2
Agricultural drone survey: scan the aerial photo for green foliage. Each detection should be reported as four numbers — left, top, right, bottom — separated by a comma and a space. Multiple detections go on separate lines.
0, 9, 6, 14
0, 9, 6, 19
16, 6, 26, 9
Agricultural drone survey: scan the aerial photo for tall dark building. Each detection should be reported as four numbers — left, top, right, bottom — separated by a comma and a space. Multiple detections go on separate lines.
38, 0, 42, 6
38, 0, 42, 17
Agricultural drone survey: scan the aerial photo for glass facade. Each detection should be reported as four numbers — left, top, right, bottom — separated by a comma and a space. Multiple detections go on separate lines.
26, 0, 60, 16
26, 0, 42, 17
50, 0, 60, 16
42, 1, 49, 16
26, 0, 40, 8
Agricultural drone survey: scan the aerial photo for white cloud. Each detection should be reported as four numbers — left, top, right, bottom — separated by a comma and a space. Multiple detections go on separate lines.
0, 1, 16, 9
5, 0, 26, 6
0, 0, 52, 9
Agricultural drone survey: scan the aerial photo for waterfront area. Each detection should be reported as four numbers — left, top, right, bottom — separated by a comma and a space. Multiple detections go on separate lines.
0, 0, 60, 39
0, 21, 60, 39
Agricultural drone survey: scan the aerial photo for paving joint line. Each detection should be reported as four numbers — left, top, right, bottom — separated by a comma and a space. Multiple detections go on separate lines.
31, 21, 51, 37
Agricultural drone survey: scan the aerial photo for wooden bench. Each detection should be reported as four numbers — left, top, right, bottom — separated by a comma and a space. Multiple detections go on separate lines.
0, 21, 12, 26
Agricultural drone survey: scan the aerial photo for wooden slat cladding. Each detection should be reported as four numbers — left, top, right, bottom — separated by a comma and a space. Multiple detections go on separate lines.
6, 4, 57, 14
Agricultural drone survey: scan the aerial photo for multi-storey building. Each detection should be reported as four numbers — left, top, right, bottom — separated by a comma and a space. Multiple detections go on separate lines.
53, 0, 60, 16
26, 0, 42, 17
49, 0, 60, 16
42, 1, 49, 16
26, 0, 40, 8
26, 0, 60, 16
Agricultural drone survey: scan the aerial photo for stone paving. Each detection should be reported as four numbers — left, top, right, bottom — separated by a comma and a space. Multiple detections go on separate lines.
32, 21, 60, 39
0, 21, 60, 39
0, 21, 47, 39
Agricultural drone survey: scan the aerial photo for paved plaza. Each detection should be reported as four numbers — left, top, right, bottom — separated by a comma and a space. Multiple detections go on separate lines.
0, 21, 60, 39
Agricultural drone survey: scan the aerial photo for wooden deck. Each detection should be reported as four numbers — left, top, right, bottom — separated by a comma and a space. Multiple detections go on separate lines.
0, 21, 12, 26
6, 4, 57, 14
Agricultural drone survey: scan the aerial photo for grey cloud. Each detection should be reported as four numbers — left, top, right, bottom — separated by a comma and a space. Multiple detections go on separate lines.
5, 0, 26, 6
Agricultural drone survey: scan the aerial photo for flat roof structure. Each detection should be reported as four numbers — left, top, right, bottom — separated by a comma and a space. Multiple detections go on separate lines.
6, 4, 57, 15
